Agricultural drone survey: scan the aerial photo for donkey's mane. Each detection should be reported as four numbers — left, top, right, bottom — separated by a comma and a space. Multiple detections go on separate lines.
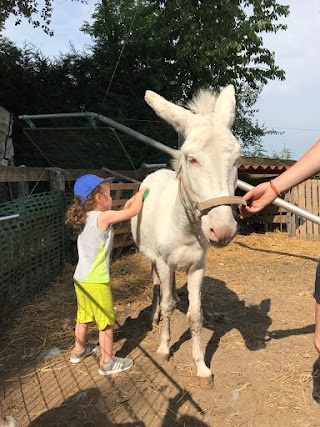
187, 89, 217, 115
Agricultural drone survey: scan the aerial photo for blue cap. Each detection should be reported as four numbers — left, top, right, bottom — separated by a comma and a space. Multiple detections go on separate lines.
74, 174, 114, 206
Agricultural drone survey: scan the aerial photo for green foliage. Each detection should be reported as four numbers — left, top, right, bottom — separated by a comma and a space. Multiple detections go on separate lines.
0, 0, 85, 35
0, 0, 290, 166
271, 145, 294, 160
83, 0, 289, 93
1, 0, 54, 35
82, 0, 290, 150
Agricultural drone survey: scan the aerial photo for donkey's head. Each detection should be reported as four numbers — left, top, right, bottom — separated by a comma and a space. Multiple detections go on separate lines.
144, 85, 241, 247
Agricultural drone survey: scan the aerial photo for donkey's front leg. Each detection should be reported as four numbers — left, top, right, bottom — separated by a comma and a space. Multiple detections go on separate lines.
156, 259, 175, 362
187, 268, 213, 389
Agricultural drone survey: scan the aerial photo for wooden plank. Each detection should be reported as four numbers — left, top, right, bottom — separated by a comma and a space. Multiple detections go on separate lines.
284, 190, 291, 236
10, 181, 29, 199
278, 208, 283, 232
111, 183, 140, 191
113, 239, 134, 249
289, 187, 297, 237
305, 180, 313, 237
297, 182, 306, 238
0, 166, 51, 182
113, 227, 131, 236
49, 168, 65, 192
113, 187, 127, 207
312, 180, 320, 239
112, 200, 126, 209
0, 166, 143, 183
249, 215, 290, 224
269, 214, 290, 224
250, 209, 290, 221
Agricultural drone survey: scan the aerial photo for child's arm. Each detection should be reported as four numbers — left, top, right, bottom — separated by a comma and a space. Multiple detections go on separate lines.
122, 194, 136, 210
97, 188, 148, 231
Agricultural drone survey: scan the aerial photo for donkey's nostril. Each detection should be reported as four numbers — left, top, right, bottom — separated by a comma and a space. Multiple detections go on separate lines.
208, 229, 217, 242
212, 225, 236, 244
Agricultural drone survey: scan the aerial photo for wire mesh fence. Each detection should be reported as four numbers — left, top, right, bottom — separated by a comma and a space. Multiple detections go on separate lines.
23, 125, 171, 170
0, 192, 66, 323
0, 182, 140, 325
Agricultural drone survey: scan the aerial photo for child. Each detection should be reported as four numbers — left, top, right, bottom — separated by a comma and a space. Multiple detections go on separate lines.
65, 174, 148, 375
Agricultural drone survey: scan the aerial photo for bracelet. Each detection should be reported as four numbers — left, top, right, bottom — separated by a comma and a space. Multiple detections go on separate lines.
270, 180, 281, 197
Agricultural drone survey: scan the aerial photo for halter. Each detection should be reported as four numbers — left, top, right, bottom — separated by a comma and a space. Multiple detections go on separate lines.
177, 168, 247, 222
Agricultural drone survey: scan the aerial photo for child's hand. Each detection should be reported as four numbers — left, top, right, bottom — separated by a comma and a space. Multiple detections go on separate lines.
138, 187, 149, 199
123, 188, 149, 210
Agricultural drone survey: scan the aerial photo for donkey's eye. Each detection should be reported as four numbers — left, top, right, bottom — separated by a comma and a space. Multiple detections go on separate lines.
188, 157, 200, 167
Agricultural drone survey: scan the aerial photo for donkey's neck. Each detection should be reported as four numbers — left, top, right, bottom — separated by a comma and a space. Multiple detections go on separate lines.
173, 177, 209, 249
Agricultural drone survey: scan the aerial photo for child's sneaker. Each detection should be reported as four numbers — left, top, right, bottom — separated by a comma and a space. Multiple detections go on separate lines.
99, 356, 133, 375
70, 343, 97, 364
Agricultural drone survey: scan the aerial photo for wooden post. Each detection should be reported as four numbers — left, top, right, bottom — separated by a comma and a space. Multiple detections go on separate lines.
10, 165, 29, 199
49, 168, 65, 192
16, 181, 29, 198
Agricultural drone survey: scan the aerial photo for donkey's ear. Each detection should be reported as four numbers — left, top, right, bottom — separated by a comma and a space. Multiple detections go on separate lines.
214, 85, 236, 129
145, 90, 194, 136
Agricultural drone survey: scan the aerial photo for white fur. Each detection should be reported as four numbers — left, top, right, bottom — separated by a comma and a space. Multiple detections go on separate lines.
131, 85, 241, 381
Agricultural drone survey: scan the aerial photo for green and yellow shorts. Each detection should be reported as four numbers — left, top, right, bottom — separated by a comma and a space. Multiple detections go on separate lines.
74, 281, 115, 330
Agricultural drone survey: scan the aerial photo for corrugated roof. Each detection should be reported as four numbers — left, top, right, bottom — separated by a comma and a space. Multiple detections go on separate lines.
238, 164, 289, 174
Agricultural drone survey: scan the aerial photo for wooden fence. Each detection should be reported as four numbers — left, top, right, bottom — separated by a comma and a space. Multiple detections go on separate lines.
101, 182, 140, 250
0, 166, 140, 251
247, 179, 320, 239
287, 179, 320, 239
0, 167, 141, 321
2, 166, 320, 240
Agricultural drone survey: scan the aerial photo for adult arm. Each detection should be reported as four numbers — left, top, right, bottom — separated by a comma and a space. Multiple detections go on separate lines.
240, 140, 320, 217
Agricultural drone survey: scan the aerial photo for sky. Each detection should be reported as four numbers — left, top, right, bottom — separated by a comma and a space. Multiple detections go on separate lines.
3, 0, 320, 160
254, 0, 320, 160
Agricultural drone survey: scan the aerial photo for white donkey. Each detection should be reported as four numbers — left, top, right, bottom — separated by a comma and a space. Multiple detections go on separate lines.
131, 85, 245, 388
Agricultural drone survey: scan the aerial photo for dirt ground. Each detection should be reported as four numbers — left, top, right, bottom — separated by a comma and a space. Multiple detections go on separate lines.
1, 233, 320, 427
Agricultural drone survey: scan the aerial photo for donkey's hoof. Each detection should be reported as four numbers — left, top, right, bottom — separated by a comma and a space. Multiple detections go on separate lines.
199, 374, 214, 389
156, 353, 170, 364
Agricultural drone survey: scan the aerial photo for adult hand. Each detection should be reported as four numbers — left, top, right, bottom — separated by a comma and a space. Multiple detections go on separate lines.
239, 182, 277, 219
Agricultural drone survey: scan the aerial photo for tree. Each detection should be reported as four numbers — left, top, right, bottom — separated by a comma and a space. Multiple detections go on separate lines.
271, 145, 294, 160
81, 0, 290, 151
0, 0, 84, 35
0, 1, 291, 165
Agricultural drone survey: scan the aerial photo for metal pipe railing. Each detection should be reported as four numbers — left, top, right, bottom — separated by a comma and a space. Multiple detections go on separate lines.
19, 111, 320, 226
19, 112, 177, 157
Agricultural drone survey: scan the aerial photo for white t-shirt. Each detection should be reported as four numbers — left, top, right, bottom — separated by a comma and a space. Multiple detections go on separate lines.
73, 211, 114, 283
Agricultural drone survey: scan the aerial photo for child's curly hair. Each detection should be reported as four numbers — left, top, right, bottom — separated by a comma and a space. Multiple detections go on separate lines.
65, 183, 108, 230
